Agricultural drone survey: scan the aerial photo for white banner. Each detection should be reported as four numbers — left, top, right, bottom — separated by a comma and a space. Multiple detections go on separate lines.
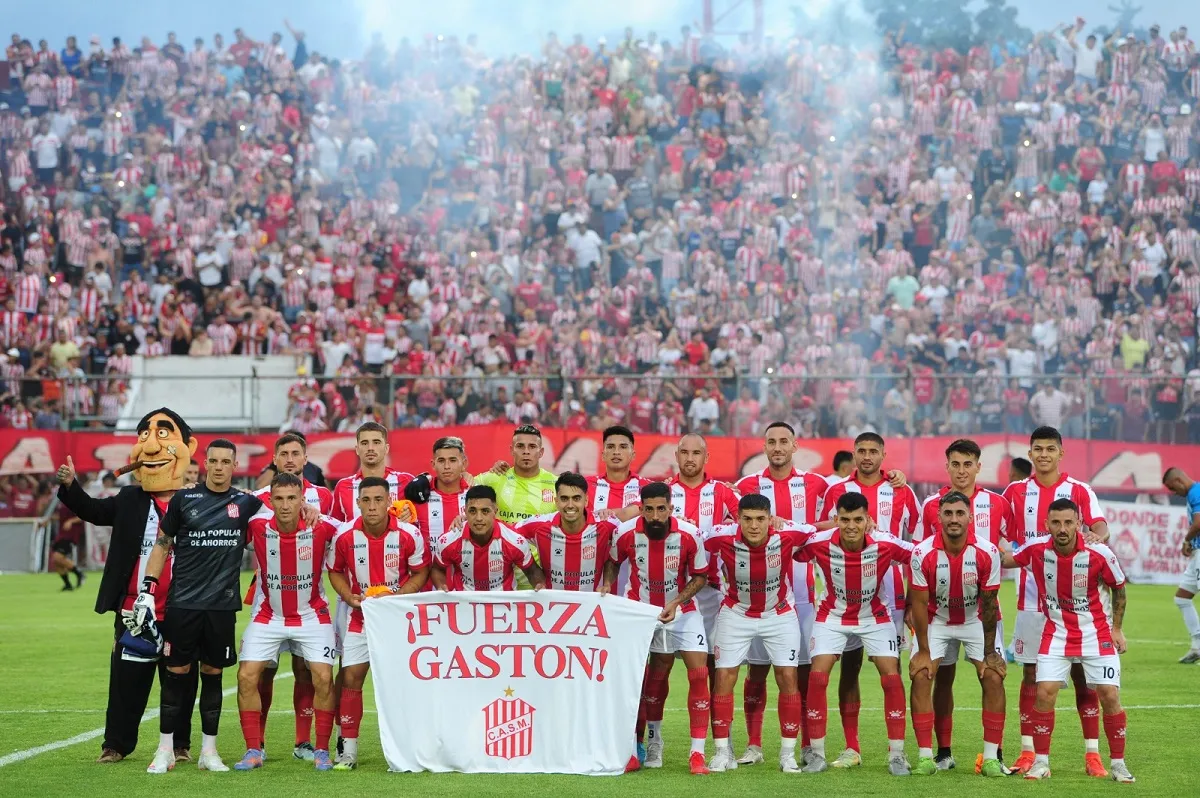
361, 590, 661, 775
1102, 501, 1191, 585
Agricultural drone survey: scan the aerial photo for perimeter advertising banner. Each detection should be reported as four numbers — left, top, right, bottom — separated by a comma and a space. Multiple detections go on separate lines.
361, 590, 660, 775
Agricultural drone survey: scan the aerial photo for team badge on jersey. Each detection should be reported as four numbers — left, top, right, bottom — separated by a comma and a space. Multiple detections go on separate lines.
766, 552, 781, 568
542, 489, 554, 503
791, 494, 804, 509
1073, 573, 1088, 588
484, 695, 535, 759
963, 570, 977, 586
700, 501, 714, 516
384, 552, 400, 568
863, 561, 876, 579
227, 504, 240, 518
664, 554, 680, 571
298, 545, 312, 561
878, 501, 891, 515
582, 545, 596, 560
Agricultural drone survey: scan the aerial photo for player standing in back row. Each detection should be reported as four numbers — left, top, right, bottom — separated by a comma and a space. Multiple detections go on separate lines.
1002, 426, 1110, 777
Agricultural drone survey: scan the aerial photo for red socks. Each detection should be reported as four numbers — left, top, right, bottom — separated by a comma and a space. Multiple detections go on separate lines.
982, 710, 1006, 748
315, 708, 335, 752
778, 693, 804, 741
840, 700, 861, 752
712, 694, 734, 740
636, 665, 649, 742
685, 668, 710, 740
935, 713, 953, 749
294, 680, 315, 745
258, 679, 274, 739
743, 677, 767, 747
1031, 708, 1055, 755
1077, 688, 1101, 739
798, 671, 811, 746
644, 669, 671, 723
1103, 711, 1127, 758
805, 671, 830, 740
239, 709, 262, 751
339, 687, 363, 739
880, 674, 907, 741
912, 711, 935, 751
1019, 683, 1038, 738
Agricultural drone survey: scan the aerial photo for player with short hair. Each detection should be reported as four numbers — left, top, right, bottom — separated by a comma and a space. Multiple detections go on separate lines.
803, 492, 915, 776
433, 485, 545, 591
587, 425, 645, 523
1009, 457, 1033, 482
914, 438, 1014, 772
247, 432, 333, 761
604, 482, 711, 775
410, 437, 472, 565
908, 491, 1007, 778
703, 493, 815, 774
831, 451, 854, 479
138, 438, 266, 774
1003, 426, 1110, 777
234, 474, 340, 772
474, 424, 558, 525
330, 422, 412, 521
1001, 499, 1134, 783
516, 472, 620, 591
1161, 467, 1200, 663
818, 432, 919, 770
327, 477, 430, 770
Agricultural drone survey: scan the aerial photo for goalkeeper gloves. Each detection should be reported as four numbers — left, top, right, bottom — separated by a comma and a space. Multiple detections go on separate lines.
405, 473, 432, 504
131, 577, 158, 632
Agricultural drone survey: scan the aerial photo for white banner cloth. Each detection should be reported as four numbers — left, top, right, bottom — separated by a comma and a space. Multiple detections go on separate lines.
1102, 500, 1191, 585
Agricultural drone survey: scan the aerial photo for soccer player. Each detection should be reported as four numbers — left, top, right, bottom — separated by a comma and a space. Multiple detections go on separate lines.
433, 485, 545, 590
1161, 467, 1200, 663
234, 474, 339, 772
1009, 457, 1033, 483
1001, 499, 1134, 783
330, 422, 412, 521
732, 422, 829, 766
248, 433, 333, 761
830, 450, 854, 479
1003, 426, 1110, 777
411, 437, 472, 562
915, 439, 1013, 771
517, 472, 620, 591
587, 425, 644, 523
908, 491, 1007, 777
474, 424, 558, 525
802, 492, 915, 776
703, 493, 813, 773
137, 439, 267, 774
604, 482, 711, 775
819, 432, 919, 770
327, 476, 430, 770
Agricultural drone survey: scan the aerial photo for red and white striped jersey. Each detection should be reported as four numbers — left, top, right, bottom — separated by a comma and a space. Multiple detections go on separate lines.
801, 529, 913, 626
246, 516, 337, 626
909, 534, 1002, 626
668, 477, 739, 532
516, 512, 619, 591
251, 479, 333, 515
330, 468, 413, 521
328, 516, 428, 633
414, 481, 469, 559
436, 521, 533, 591
1002, 474, 1105, 612
610, 516, 707, 612
1013, 535, 1125, 657
586, 473, 642, 512
705, 523, 814, 618
736, 468, 829, 605
917, 486, 1012, 547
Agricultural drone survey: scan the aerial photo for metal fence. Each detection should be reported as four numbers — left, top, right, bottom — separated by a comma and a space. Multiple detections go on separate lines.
2, 369, 1194, 444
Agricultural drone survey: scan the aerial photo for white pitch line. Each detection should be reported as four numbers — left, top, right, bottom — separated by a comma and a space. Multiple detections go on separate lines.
0, 673, 294, 768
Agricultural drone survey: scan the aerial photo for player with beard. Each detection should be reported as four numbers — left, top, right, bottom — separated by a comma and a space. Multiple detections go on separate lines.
818, 433, 919, 770
517, 472, 620, 591
1002, 427, 1109, 777
247, 433, 333, 762
914, 439, 1014, 772
704, 494, 815, 773
433, 486, 546, 591
604, 482, 711, 775
908, 491, 1007, 778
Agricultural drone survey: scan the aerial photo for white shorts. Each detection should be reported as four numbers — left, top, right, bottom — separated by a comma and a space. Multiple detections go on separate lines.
240, 620, 336, 666
911, 621, 992, 664
811, 620, 901, 659
713, 607, 801, 669
844, 607, 904, 653
341, 628, 370, 667
747, 602, 813, 666
1013, 610, 1046, 665
333, 600, 351, 656
1180, 550, 1200, 594
695, 586, 723, 653
651, 609, 708, 654
1036, 653, 1121, 687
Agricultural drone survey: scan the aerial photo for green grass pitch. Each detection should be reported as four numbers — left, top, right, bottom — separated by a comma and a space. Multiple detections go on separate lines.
0, 574, 1194, 796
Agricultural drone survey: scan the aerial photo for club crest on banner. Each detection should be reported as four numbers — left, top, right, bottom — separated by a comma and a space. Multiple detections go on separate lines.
483, 693, 535, 759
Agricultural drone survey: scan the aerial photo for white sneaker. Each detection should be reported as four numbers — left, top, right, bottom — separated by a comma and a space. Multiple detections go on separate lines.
803, 753, 828, 773
197, 751, 229, 772
736, 744, 764, 765
146, 747, 176, 774
831, 748, 862, 768
333, 753, 357, 771
708, 749, 738, 772
1024, 761, 1052, 780
800, 745, 815, 767
779, 752, 803, 772
888, 752, 911, 776
1110, 762, 1136, 783
644, 739, 664, 768
1179, 648, 1200, 664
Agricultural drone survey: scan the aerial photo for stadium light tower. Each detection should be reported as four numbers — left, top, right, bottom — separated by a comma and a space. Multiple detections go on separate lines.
702, 0, 765, 44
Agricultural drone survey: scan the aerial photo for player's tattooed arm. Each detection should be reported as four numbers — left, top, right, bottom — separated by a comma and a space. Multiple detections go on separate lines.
598, 560, 618, 595
676, 574, 707, 606
1110, 584, 1128, 654
523, 561, 547, 591
979, 589, 1000, 651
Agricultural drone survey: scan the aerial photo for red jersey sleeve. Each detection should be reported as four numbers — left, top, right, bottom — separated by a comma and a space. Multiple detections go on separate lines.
1011, 539, 1039, 569
1073, 482, 1106, 527
330, 531, 349, 573
820, 482, 846, 521
436, 532, 458, 569
403, 524, 429, 570
981, 543, 1002, 591
316, 486, 334, 515
1092, 544, 1126, 589
685, 532, 708, 576
718, 483, 740, 522
909, 547, 931, 590
501, 526, 535, 570
917, 495, 938, 544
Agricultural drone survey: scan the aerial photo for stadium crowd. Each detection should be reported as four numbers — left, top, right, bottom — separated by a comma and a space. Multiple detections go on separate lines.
4, 18, 1200, 442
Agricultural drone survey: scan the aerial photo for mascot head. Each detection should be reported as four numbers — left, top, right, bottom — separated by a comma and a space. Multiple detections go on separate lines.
131, 407, 199, 493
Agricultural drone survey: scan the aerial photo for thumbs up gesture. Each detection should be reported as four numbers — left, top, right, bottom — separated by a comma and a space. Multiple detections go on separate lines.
55, 456, 76, 486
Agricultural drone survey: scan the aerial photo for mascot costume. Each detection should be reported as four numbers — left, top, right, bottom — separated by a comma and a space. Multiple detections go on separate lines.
56, 408, 201, 763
